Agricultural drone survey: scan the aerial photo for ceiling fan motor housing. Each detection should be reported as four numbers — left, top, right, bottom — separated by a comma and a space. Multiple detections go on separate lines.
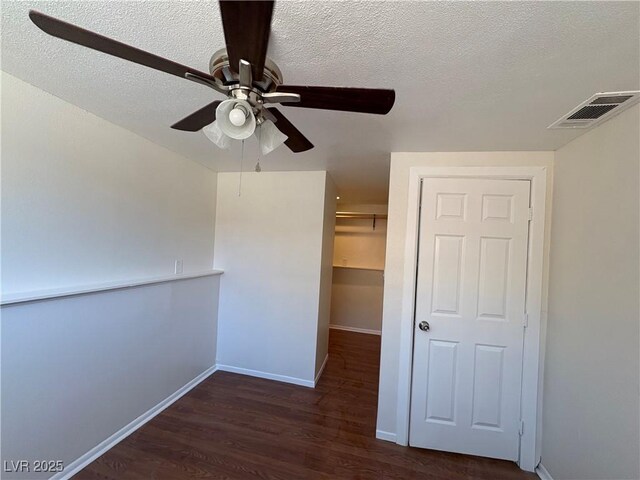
209, 48, 288, 125
209, 48, 284, 92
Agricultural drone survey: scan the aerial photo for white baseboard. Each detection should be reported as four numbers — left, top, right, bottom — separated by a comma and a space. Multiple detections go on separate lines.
216, 364, 314, 388
329, 324, 381, 335
375, 429, 397, 443
50, 365, 218, 480
536, 463, 554, 480
314, 354, 329, 386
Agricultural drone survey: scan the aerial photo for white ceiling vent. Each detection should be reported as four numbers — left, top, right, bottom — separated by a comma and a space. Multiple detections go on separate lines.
548, 91, 640, 129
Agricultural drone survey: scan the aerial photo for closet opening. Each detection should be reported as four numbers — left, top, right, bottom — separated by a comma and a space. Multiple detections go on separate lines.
330, 205, 388, 336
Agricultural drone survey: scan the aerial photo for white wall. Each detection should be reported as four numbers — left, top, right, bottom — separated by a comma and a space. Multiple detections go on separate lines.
315, 176, 336, 378
331, 268, 384, 332
333, 217, 387, 270
214, 171, 333, 386
542, 104, 640, 480
1, 276, 220, 480
377, 152, 554, 440
1, 72, 217, 295
0, 73, 220, 478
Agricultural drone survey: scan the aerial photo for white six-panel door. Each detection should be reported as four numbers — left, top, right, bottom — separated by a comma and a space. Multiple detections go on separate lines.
409, 177, 531, 461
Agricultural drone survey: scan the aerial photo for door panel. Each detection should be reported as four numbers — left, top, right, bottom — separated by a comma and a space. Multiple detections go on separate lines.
471, 344, 505, 430
432, 235, 464, 315
425, 340, 458, 424
409, 177, 530, 461
477, 237, 510, 320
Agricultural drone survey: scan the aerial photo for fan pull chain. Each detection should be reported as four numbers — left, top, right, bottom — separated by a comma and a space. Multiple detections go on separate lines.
255, 124, 262, 172
238, 139, 244, 196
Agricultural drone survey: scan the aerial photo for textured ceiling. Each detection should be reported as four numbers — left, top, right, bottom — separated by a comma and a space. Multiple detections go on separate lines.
2, 1, 639, 203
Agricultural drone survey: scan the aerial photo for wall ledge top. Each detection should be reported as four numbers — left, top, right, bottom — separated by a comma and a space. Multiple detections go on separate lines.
1, 270, 224, 306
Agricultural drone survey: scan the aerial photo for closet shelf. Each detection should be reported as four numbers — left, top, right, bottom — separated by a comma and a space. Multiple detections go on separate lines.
336, 211, 388, 219
336, 211, 387, 230
332, 265, 384, 272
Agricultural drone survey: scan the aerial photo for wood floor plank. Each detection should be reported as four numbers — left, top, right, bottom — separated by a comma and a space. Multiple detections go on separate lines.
74, 329, 536, 480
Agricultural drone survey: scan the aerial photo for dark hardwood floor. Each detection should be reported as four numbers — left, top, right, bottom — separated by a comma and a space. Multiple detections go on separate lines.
74, 329, 536, 479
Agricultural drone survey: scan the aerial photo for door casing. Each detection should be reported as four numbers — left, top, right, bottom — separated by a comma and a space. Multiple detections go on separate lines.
394, 166, 548, 472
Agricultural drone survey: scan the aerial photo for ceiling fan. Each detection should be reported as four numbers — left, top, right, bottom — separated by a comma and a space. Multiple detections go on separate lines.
28, 1, 395, 154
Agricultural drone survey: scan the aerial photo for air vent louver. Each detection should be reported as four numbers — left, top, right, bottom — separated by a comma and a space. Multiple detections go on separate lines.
590, 95, 632, 105
567, 104, 617, 120
548, 91, 640, 129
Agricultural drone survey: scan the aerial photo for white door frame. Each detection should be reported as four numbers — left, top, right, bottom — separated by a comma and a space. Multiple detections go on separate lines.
395, 166, 548, 471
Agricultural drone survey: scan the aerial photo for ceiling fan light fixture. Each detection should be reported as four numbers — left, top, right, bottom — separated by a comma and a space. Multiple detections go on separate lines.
257, 119, 288, 155
216, 99, 256, 139
229, 105, 249, 126
203, 120, 231, 149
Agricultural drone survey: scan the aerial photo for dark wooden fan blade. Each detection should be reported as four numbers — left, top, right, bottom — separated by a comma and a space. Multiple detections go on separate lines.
276, 85, 395, 115
171, 101, 222, 131
29, 10, 216, 83
268, 108, 313, 153
218, 1, 273, 81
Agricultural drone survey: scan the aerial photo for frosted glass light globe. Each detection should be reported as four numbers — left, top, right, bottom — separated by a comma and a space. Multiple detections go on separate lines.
229, 107, 247, 127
